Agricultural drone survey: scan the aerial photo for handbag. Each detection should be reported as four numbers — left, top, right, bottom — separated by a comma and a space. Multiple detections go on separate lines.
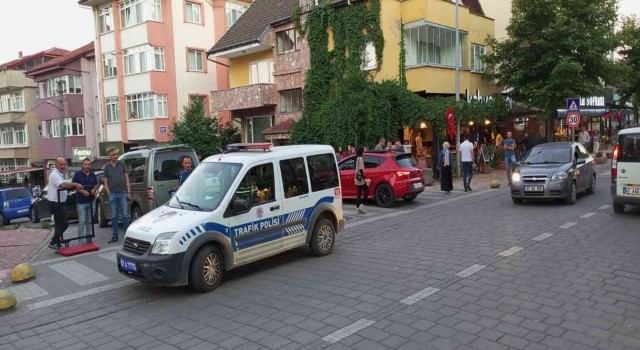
355, 157, 364, 181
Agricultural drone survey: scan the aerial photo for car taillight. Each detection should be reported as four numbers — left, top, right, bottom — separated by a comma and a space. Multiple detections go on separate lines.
612, 145, 619, 180
147, 187, 154, 201
396, 171, 411, 177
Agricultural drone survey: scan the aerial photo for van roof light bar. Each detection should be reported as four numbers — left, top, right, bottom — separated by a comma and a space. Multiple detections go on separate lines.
226, 143, 273, 152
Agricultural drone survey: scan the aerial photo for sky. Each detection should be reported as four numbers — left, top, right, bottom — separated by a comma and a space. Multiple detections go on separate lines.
0, 0, 639, 65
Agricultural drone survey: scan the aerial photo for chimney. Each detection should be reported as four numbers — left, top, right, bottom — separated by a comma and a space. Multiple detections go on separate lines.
18, 51, 23, 58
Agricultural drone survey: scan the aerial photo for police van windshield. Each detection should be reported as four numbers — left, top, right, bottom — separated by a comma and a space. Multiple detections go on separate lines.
167, 162, 242, 212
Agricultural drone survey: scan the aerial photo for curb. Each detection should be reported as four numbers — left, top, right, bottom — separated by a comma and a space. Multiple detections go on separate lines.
28, 227, 54, 264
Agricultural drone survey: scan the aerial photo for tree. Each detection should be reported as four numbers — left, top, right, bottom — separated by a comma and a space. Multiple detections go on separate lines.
169, 99, 240, 158
483, 0, 618, 119
615, 15, 640, 113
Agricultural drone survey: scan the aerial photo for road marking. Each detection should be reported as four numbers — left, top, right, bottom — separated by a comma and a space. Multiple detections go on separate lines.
99, 251, 117, 262
27, 280, 138, 310
400, 287, 440, 305
559, 222, 577, 229
532, 233, 554, 241
599, 205, 611, 210
346, 189, 492, 229
581, 212, 597, 218
49, 261, 109, 286
321, 319, 375, 343
8, 282, 49, 301
455, 264, 486, 278
498, 246, 524, 257
32, 246, 121, 266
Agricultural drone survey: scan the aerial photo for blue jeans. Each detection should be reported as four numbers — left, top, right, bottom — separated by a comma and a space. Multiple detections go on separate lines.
76, 202, 92, 243
462, 162, 473, 188
505, 154, 517, 182
109, 192, 129, 239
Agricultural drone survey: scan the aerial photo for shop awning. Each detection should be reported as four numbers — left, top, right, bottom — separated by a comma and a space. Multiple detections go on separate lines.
0, 167, 44, 175
262, 119, 295, 139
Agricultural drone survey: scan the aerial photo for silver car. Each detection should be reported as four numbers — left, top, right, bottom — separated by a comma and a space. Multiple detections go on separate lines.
510, 142, 596, 204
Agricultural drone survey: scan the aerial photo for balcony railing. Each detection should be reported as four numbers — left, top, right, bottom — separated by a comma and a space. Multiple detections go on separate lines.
211, 83, 277, 112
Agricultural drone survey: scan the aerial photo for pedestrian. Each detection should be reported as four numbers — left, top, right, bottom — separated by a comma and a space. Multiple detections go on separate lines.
338, 146, 347, 158
72, 158, 99, 243
579, 127, 591, 149
178, 155, 193, 185
354, 147, 370, 214
374, 138, 385, 150
592, 129, 601, 155
439, 142, 453, 194
47, 158, 83, 251
386, 141, 394, 150
459, 134, 475, 192
503, 131, 517, 185
103, 148, 131, 244
394, 140, 405, 153
522, 132, 533, 152
347, 145, 353, 156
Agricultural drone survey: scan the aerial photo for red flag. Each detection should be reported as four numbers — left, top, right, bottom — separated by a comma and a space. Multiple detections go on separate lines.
616, 110, 622, 123
445, 106, 455, 138
604, 112, 611, 120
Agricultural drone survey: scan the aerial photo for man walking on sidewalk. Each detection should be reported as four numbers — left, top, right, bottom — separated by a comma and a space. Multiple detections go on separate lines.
47, 158, 83, 251
459, 134, 475, 192
103, 148, 131, 244
72, 158, 99, 244
503, 131, 517, 185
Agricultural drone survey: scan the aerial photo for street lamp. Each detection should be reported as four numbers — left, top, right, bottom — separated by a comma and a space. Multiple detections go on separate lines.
455, 0, 461, 177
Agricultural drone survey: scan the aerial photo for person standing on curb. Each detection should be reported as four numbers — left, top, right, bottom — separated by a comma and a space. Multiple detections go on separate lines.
103, 148, 131, 244
439, 142, 453, 195
47, 158, 83, 251
354, 147, 369, 214
503, 131, 516, 185
72, 158, 99, 244
459, 134, 475, 192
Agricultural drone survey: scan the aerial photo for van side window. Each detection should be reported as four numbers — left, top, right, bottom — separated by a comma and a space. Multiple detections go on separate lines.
6, 188, 30, 200
153, 152, 184, 181
306, 154, 339, 192
232, 163, 276, 212
280, 158, 309, 199
125, 158, 146, 184
619, 134, 640, 162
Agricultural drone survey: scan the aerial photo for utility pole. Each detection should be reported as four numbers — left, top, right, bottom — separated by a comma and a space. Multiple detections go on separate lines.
455, 0, 461, 177
57, 79, 66, 161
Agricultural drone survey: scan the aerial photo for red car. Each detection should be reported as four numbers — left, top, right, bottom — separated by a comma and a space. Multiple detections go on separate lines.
338, 151, 424, 207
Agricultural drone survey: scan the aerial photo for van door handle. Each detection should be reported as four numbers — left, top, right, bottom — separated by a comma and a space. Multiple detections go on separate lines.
270, 205, 280, 211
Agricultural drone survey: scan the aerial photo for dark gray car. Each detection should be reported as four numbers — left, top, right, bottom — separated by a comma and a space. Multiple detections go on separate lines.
510, 142, 596, 204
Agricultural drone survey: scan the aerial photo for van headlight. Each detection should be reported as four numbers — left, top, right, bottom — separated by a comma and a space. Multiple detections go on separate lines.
551, 172, 568, 181
511, 173, 521, 183
151, 232, 177, 255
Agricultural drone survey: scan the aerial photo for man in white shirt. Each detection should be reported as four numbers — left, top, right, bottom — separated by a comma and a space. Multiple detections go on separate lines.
47, 158, 83, 251
459, 133, 475, 192
579, 128, 591, 148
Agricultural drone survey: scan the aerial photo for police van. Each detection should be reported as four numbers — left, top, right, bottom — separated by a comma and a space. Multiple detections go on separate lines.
116, 143, 344, 292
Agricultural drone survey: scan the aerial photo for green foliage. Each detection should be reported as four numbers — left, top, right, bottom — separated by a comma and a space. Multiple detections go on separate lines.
615, 15, 640, 110
169, 99, 241, 158
483, 0, 618, 117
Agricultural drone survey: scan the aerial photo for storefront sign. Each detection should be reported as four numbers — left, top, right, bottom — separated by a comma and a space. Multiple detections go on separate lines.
72, 147, 92, 163
99, 141, 123, 157
579, 96, 605, 107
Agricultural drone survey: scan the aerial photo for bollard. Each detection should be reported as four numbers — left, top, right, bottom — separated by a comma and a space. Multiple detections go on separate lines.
11, 263, 37, 282
0, 290, 17, 310
490, 180, 501, 189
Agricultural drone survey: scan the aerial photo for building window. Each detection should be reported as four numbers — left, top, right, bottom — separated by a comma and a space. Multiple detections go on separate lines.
67, 76, 82, 94
279, 89, 302, 113
103, 52, 117, 78
126, 93, 165, 120
154, 47, 165, 71
471, 44, 486, 72
156, 95, 167, 116
106, 97, 119, 123
404, 24, 468, 68
245, 116, 273, 143
187, 49, 204, 72
43, 76, 82, 98
42, 119, 61, 138
150, 0, 162, 21
120, 0, 161, 28
361, 42, 377, 70
249, 59, 274, 84
0, 93, 24, 112
1, 127, 14, 146
185, 2, 201, 24
99, 6, 113, 33
276, 29, 298, 54
225, 1, 248, 29
123, 44, 164, 74
15, 125, 27, 145
64, 118, 85, 136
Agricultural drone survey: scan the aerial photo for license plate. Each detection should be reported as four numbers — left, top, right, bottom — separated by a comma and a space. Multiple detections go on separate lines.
412, 182, 423, 189
17, 208, 28, 214
622, 186, 640, 195
524, 185, 544, 192
119, 258, 137, 272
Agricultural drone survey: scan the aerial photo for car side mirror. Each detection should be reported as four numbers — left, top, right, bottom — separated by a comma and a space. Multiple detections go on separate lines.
232, 198, 249, 213
516, 161, 521, 166
576, 159, 586, 165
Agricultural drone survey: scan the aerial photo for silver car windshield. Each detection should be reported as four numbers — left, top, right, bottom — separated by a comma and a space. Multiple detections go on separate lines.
524, 148, 571, 164
167, 162, 242, 212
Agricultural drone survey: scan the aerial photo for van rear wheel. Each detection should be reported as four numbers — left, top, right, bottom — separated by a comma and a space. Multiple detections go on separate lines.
310, 218, 335, 257
613, 203, 625, 214
189, 245, 224, 293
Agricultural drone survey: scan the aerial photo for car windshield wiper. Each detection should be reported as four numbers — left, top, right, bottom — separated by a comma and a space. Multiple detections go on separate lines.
181, 201, 203, 211
173, 194, 185, 210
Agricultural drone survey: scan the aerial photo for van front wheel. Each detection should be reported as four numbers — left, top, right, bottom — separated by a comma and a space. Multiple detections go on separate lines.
310, 218, 335, 257
189, 245, 224, 293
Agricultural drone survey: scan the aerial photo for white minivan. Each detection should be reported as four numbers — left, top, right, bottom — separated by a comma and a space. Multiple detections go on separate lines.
116, 143, 345, 292
611, 127, 640, 213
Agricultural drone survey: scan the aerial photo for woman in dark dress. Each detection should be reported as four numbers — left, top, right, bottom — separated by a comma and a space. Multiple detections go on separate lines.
439, 142, 453, 195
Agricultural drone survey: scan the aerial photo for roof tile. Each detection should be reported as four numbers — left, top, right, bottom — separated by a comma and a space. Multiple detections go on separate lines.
25, 42, 94, 76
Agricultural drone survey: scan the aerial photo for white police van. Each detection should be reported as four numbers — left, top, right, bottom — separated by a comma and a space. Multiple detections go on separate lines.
116, 143, 344, 292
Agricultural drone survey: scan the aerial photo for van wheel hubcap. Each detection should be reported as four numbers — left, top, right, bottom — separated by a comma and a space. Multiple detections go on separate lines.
203, 253, 220, 286
318, 225, 333, 251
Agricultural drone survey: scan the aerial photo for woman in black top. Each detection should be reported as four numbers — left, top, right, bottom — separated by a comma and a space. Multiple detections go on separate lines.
354, 147, 369, 214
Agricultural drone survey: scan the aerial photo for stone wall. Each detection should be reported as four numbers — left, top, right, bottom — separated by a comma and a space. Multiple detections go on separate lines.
211, 84, 277, 112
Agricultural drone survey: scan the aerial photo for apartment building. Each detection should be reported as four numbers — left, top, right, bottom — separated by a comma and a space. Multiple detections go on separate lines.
78, 0, 251, 153
0, 48, 68, 185
25, 43, 101, 168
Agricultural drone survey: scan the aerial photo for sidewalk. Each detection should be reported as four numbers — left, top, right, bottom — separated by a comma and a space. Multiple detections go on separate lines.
0, 229, 50, 282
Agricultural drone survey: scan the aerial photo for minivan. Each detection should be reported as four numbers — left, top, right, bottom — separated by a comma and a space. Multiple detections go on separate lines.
0, 187, 33, 225
611, 127, 640, 213
96, 145, 199, 227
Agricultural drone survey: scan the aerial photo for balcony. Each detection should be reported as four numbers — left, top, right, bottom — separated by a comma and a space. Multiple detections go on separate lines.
211, 84, 277, 112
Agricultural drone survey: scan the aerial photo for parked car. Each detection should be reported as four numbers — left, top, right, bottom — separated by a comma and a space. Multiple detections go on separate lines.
338, 151, 424, 207
96, 145, 199, 227
611, 126, 640, 213
30, 170, 104, 223
0, 187, 33, 225
510, 142, 596, 204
